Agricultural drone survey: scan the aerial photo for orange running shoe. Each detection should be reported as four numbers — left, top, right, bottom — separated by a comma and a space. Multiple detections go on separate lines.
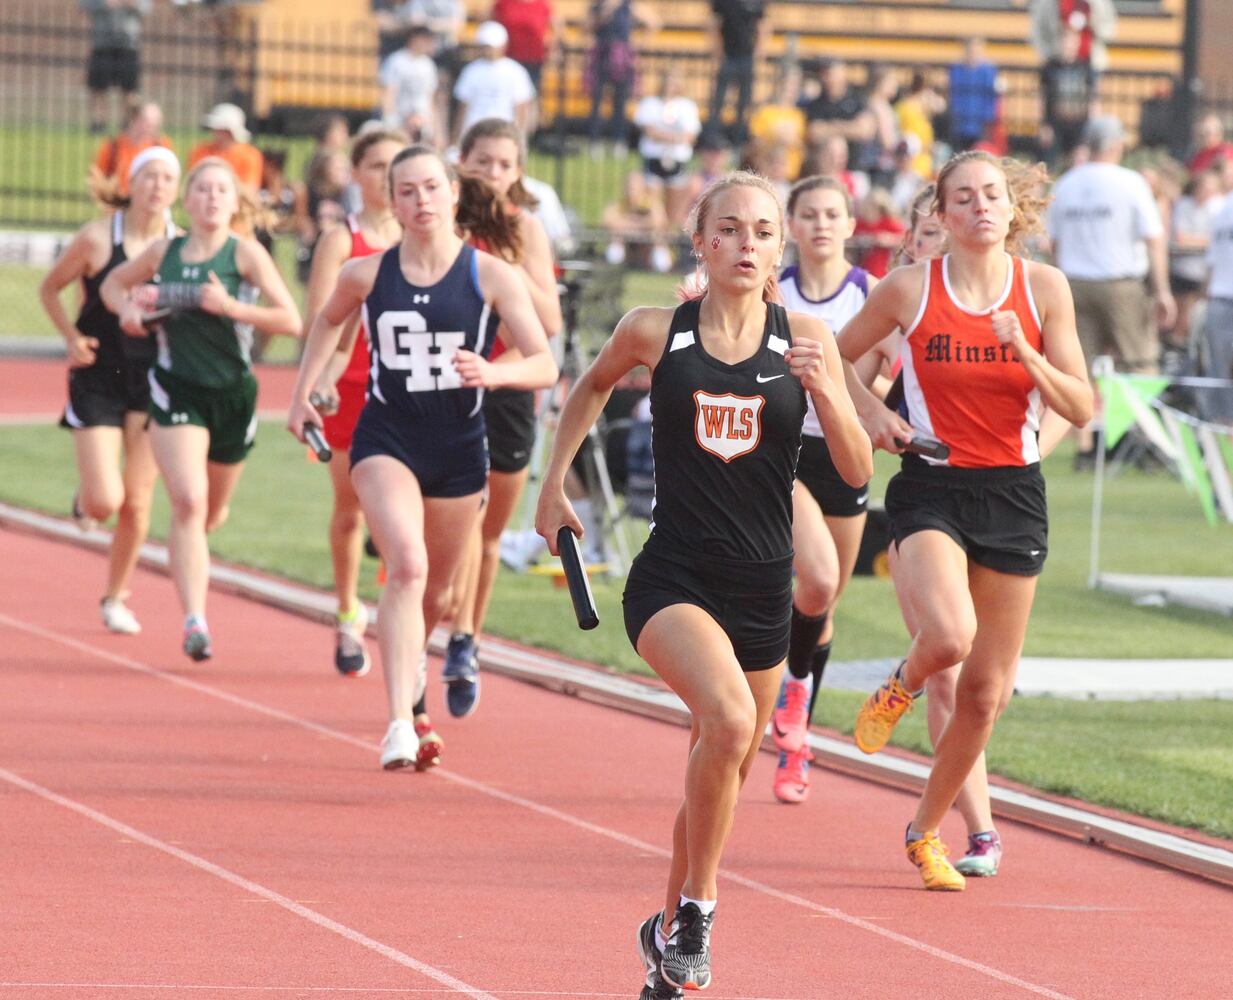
853, 668, 915, 754
906, 830, 966, 891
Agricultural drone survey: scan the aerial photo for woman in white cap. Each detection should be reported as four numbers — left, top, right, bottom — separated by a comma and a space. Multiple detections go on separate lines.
451, 21, 536, 141
37, 147, 182, 635
189, 103, 264, 193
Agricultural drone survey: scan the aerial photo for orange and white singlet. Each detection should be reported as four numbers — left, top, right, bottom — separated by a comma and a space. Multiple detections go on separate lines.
900, 254, 1043, 468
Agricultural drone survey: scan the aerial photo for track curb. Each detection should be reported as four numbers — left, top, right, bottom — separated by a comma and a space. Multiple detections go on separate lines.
3, 501, 1231, 888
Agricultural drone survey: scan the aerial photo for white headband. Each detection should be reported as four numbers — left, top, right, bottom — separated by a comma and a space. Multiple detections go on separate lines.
129, 146, 182, 182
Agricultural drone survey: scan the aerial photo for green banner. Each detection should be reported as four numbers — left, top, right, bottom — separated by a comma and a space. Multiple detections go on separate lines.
1099, 374, 1170, 449
1176, 422, 1219, 526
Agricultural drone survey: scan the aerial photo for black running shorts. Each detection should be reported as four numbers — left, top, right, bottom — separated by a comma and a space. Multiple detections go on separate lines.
884, 456, 1048, 577
483, 388, 537, 474
796, 434, 871, 518
61, 359, 152, 430
623, 541, 793, 672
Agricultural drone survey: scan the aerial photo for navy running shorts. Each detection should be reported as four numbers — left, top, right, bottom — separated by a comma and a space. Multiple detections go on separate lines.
623, 541, 793, 672
350, 405, 489, 499
796, 434, 871, 518
885, 456, 1048, 577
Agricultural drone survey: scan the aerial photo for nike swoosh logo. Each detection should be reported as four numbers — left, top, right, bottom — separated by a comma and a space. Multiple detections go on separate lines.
755, 374, 785, 383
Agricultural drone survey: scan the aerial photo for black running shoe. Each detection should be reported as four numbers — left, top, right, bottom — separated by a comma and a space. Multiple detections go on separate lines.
660, 902, 714, 991
363, 535, 379, 559
637, 913, 683, 1000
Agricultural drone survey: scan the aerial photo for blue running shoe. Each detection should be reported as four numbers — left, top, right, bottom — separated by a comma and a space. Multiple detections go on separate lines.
442, 632, 480, 718
660, 902, 714, 992
637, 912, 683, 1000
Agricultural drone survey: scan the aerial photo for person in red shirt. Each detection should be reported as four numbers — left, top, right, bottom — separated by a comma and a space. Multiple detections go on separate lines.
490, 0, 558, 92
853, 188, 907, 278
1187, 112, 1233, 175
837, 151, 1092, 891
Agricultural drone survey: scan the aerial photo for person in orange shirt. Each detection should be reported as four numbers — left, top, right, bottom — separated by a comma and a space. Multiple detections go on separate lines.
93, 100, 174, 196
189, 103, 264, 193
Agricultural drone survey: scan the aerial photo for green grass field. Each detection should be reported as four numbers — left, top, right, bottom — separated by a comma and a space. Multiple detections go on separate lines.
1, 420, 1232, 836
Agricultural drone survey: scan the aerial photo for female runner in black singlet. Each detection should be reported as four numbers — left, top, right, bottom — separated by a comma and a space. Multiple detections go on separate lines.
536, 172, 871, 996
37, 147, 180, 635
287, 145, 556, 771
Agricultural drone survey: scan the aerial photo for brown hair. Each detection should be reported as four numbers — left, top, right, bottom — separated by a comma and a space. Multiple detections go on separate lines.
388, 144, 522, 260
890, 182, 939, 268
88, 168, 130, 210
681, 171, 785, 303
184, 156, 271, 235
933, 151, 1049, 256
458, 117, 538, 210
786, 174, 853, 218
351, 128, 408, 168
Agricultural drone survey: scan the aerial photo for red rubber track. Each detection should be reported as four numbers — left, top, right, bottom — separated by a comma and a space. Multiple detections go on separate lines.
2, 525, 1232, 1000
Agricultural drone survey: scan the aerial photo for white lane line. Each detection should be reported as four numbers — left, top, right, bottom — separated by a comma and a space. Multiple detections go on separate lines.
0, 767, 499, 1000
0, 613, 1074, 1000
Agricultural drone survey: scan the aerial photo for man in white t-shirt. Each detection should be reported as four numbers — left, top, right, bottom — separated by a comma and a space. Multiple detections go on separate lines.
1201, 198, 1233, 423
380, 25, 440, 141
452, 21, 536, 141
1047, 116, 1176, 376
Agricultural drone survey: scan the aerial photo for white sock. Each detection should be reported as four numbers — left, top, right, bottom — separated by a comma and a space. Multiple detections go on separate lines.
679, 894, 716, 916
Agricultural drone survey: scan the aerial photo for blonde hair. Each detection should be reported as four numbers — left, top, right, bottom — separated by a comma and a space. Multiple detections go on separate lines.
183, 156, 270, 234
933, 151, 1049, 256
683, 171, 785, 303
88, 168, 130, 210
890, 182, 938, 268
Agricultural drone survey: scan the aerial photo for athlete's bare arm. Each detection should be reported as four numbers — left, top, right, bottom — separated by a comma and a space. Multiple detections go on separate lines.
835, 265, 923, 452
453, 253, 557, 393
38, 220, 112, 366
786, 311, 874, 488
535, 306, 671, 553
287, 253, 382, 440
226, 238, 302, 337
302, 224, 361, 395
100, 238, 172, 336
1007, 262, 1093, 427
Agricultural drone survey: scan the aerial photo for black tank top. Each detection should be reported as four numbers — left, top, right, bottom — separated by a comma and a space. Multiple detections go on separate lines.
76, 212, 173, 370
644, 297, 806, 564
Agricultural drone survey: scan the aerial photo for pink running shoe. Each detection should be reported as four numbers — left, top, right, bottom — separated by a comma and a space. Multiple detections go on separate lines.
771, 677, 812, 752
414, 719, 443, 772
773, 747, 810, 804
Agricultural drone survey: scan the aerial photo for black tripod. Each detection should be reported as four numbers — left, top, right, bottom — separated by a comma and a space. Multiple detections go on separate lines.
519, 262, 632, 575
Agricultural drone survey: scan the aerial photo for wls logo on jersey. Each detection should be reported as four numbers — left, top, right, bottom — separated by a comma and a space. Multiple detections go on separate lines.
693, 390, 764, 463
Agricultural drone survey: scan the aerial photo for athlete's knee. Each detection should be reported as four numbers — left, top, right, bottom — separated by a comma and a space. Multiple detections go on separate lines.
916, 614, 976, 669
955, 676, 1006, 731
382, 544, 429, 591
116, 492, 153, 529
793, 562, 838, 616
80, 489, 122, 523
331, 506, 364, 538
205, 503, 230, 534
167, 488, 208, 526
698, 702, 757, 763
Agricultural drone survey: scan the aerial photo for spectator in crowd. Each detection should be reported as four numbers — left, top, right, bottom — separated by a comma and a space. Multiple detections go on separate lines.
585, 0, 660, 156
816, 135, 867, 202
705, 0, 768, 146
380, 25, 441, 141
1169, 167, 1224, 351
81, 0, 150, 135
522, 174, 574, 255
747, 64, 806, 186
189, 103, 264, 193
1047, 116, 1177, 459
888, 136, 928, 214
894, 70, 943, 181
947, 38, 1002, 152
92, 99, 173, 196
372, 0, 414, 61
1030, 0, 1117, 74
1039, 24, 1098, 168
397, 0, 466, 142
681, 132, 735, 212
453, 21, 536, 140
862, 64, 902, 186
1187, 113, 1233, 176
601, 168, 669, 271
634, 65, 701, 238
801, 59, 875, 180
491, 0, 558, 93
1201, 195, 1233, 424
853, 187, 907, 278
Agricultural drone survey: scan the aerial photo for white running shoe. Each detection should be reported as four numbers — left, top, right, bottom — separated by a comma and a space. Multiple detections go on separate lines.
499, 529, 548, 572
100, 597, 141, 635
380, 719, 418, 770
